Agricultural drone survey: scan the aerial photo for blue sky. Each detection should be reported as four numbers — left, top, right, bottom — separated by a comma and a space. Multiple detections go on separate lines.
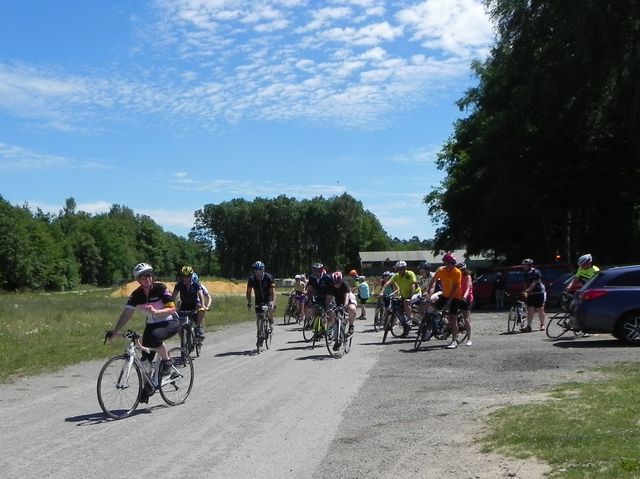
0, 0, 494, 240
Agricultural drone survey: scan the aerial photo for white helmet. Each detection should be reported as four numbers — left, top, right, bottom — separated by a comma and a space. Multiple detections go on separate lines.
395, 260, 407, 268
132, 262, 153, 279
578, 254, 592, 266
294, 274, 302, 280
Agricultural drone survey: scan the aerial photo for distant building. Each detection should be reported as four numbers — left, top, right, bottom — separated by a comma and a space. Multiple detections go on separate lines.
358, 250, 494, 277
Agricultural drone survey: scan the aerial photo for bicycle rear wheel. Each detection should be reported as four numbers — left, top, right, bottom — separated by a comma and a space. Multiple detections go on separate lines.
382, 312, 393, 344
302, 316, 315, 342
390, 313, 407, 338
326, 320, 346, 358
160, 347, 194, 406
194, 335, 202, 357
264, 320, 273, 350
373, 306, 383, 332
546, 312, 571, 339
414, 319, 431, 350
507, 306, 518, 333
97, 354, 141, 420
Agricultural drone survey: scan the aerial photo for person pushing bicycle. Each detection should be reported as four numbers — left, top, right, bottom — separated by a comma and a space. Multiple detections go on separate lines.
105, 262, 180, 403
427, 253, 463, 349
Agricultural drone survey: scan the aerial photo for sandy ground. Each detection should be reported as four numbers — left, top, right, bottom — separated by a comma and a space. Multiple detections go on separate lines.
111, 279, 247, 298
1, 309, 637, 478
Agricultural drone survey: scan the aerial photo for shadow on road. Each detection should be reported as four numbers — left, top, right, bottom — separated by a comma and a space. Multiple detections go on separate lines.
65, 406, 158, 426
550, 337, 637, 349
215, 350, 255, 357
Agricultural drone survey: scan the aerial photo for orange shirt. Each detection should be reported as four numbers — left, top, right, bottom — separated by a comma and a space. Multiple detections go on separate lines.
433, 266, 463, 299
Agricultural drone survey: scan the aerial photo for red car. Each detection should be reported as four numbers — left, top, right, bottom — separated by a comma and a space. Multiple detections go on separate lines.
473, 263, 573, 307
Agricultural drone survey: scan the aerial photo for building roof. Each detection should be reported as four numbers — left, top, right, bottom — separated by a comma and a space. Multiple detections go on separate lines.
358, 250, 487, 263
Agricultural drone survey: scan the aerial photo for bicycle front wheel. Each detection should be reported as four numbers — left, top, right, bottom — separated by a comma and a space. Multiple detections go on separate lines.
194, 335, 202, 357
507, 306, 518, 333
546, 312, 571, 339
414, 320, 429, 350
302, 316, 315, 342
264, 320, 273, 350
373, 307, 383, 332
97, 354, 141, 420
326, 321, 346, 358
160, 347, 194, 406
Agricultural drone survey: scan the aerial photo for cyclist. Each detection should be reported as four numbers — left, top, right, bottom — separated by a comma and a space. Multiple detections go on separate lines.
381, 260, 419, 335
327, 271, 357, 350
412, 262, 435, 319
305, 262, 334, 320
566, 253, 600, 293
521, 258, 546, 331
458, 262, 474, 346
428, 253, 463, 349
377, 270, 395, 309
289, 274, 307, 323
172, 265, 207, 338
246, 260, 276, 350
354, 275, 370, 320
105, 262, 179, 403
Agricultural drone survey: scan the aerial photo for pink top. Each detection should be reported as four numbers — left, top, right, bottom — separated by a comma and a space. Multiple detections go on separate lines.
461, 274, 474, 302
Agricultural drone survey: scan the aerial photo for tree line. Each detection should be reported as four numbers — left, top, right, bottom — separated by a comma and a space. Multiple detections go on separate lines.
426, 0, 640, 266
191, 193, 392, 278
0, 196, 206, 291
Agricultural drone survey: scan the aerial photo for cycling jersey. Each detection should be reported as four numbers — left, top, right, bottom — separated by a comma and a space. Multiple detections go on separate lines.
173, 279, 203, 310
525, 267, 545, 295
389, 270, 419, 299
330, 281, 351, 305
432, 266, 463, 300
575, 265, 600, 282
126, 282, 177, 323
307, 273, 333, 301
247, 272, 275, 304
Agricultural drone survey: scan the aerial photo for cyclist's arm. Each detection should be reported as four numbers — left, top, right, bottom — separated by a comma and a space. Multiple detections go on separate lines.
109, 307, 135, 337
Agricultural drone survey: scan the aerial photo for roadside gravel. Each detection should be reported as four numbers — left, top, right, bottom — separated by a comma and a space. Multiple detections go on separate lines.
1, 308, 637, 478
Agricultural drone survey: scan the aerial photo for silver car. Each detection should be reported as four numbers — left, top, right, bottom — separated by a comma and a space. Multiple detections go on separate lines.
571, 265, 640, 343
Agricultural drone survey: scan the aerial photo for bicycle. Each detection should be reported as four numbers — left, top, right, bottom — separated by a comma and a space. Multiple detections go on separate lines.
545, 310, 583, 339
507, 294, 528, 333
382, 297, 411, 344
413, 299, 440, 350
303, 302, 327, 348
281, 292, 302, 325
97, 331, 194, 420
325, 305, 353, 359
372, 294, 387, 332
255, 305, 273, 353
178, 310, 202, 358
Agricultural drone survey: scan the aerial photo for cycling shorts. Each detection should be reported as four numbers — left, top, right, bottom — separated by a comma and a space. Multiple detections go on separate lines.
435, 296, 461, 314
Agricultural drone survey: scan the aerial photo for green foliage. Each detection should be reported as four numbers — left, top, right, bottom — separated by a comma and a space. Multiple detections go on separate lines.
483, 364, 640, 478
193, 193, 391, 277
426, 0, 640, 264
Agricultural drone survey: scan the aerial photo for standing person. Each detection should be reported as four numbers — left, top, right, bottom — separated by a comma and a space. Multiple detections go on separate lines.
246, 261, 276, 350
105, 263, 180, 403
522, 258, 546, 331
494, 271, 506, 309
355, 275, 370, 320
428, 253, 463, 349
172, 265, 207, 338
458, 263, 474, 346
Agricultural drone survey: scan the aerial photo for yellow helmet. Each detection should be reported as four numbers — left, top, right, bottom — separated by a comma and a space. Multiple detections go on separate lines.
181, 265, 194, 276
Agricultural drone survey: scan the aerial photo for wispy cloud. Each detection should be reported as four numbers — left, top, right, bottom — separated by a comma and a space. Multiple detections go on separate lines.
0, 142, 112, 171
0, 1, 493, 132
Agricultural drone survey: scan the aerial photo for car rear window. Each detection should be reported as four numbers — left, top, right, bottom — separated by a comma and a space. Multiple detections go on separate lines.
605, 271, 640, 286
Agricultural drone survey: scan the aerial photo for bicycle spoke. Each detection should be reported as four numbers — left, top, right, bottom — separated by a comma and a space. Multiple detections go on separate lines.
96, 355, 141, 420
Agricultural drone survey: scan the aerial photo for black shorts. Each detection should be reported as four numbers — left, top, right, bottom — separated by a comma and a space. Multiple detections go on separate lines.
526, 292, 546, 308
435, 296, 461, 314
459, 300, 473, 312
358, 296, 368, 305
143, 319, 180, 349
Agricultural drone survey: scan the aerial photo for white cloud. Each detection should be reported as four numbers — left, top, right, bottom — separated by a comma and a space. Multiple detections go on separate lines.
0, 142, 111, 171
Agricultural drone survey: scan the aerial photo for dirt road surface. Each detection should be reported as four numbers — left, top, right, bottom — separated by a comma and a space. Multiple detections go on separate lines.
1, 309, 637, 478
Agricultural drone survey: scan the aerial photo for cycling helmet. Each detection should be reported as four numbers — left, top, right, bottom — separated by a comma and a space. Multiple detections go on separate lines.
348, 269, 358, 277
521, 258, 534, 265
294, 274, 302, 280
382, 270, 392, 279
180, 265, 193, 276
442, 253, 457, 265
578, 254, 592, 266
456, 262, 467, 270
252, 260, 265, 271
132, 262, 153, 279
418, 262, 431, 271
312, 262, 324, 270
395, 260, 407, 268
331, 271, 343, 283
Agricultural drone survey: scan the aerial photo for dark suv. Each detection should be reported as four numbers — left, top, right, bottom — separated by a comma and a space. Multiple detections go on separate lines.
571, 265, 640, 343
473, 263, 573, 307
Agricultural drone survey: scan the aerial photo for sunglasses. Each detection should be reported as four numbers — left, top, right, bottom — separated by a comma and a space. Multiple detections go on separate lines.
140, 273, 153, 279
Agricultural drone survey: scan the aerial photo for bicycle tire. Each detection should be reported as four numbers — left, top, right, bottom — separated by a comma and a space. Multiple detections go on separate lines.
326, 319, 346, 359
546, 312, 571, 339
311, 315, 324, 349
390, 313, 407, 338
97, 354, 141, 420
507, 306, 517, 333
414, 318, 431, 350
382, 312, 393, 344
264, 320, 272, 350
373, 307, 383, 332
344, 328, 353, 354
159, 347, 194, 406
194, 336, 201, 357
283, 300, 292, 325
302, 316, 316, 342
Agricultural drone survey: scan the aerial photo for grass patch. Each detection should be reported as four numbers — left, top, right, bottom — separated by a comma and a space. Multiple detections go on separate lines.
0, 287, 291, 382
482, 364, 640, 478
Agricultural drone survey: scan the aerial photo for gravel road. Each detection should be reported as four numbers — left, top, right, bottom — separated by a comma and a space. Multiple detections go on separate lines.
1, 308, 637, 478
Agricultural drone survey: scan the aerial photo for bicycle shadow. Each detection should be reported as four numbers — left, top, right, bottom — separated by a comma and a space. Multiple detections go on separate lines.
277, 345, 313, 352
65, 406, 158, 426
294, 354, 334, 361
550, 337, 637, 349
214, 350, 256, 357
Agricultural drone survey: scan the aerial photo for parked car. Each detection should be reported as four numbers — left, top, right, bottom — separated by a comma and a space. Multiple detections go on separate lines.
571, 265, 640, 343
546, 272, 575, 308
473, 263, 573, 307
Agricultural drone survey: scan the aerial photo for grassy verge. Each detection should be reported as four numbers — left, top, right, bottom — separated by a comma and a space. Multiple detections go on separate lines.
482, 363, 640, 478
0, 287, 290, 382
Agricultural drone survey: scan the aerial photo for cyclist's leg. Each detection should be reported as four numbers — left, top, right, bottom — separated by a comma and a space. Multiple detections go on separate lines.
195, 309, 206, 337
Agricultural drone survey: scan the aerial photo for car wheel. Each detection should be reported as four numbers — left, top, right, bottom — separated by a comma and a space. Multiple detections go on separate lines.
614, 311, 640, 344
